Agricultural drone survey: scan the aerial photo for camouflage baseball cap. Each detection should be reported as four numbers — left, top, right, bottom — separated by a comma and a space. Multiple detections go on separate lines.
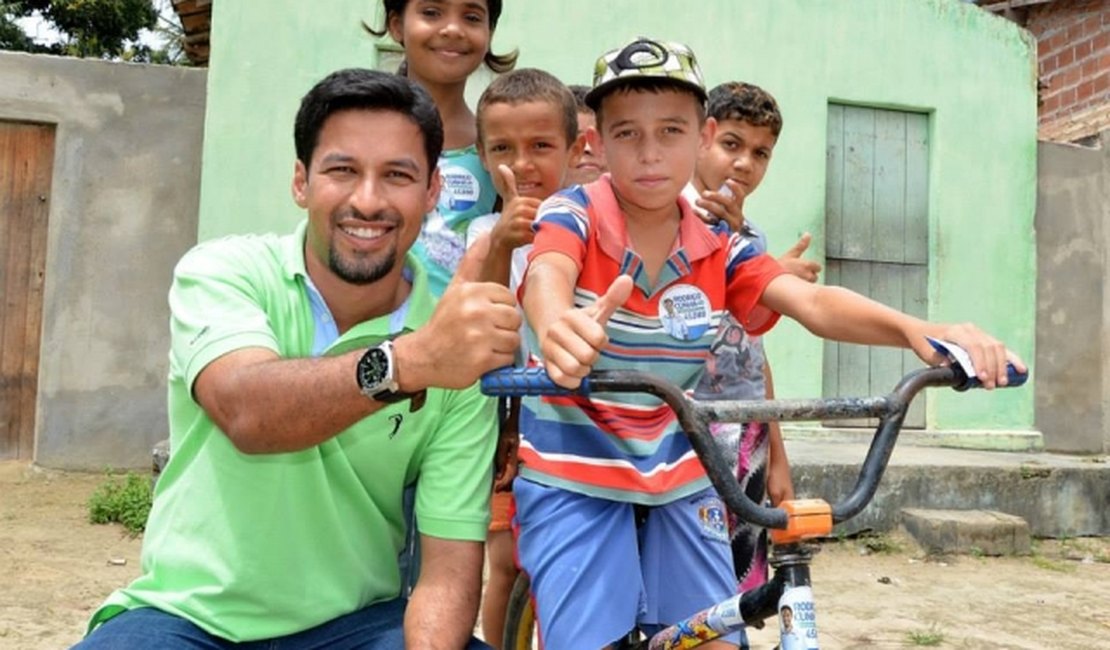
585, 37, 707, 111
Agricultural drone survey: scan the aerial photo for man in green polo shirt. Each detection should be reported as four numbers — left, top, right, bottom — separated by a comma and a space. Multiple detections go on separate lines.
74, 69, 520, 649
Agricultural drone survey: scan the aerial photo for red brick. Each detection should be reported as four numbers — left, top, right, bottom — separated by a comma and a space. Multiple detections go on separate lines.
1038, 37, 1051, 59
1043, 93, 1061, 114
1065, 66, 1082, 87
1083, 14, 1102, 37
1094, 72, 1110, 95
1049, 32, 1068, 53
1083, 57, 1099, 77
1067, 22, 1085, 43
1076, 39, 1093, 61
1060, 47, 1076, 67
1094, 32, 1110, 55
1077, 80, 1095, 101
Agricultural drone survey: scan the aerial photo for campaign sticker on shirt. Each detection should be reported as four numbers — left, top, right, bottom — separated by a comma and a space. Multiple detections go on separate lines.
438, 164, 482, 214
658, 284, 710, 341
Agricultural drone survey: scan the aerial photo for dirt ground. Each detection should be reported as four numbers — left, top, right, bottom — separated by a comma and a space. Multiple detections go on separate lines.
1, 460, 1108, 650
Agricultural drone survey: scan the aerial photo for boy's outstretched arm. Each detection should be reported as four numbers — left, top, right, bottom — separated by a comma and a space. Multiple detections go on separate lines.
522, 252, 633, 389
759, 274, 1025, 389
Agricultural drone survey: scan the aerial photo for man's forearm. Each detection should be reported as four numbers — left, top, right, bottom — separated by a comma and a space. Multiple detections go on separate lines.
197, 348, 386, 454
405, 538, 484, 649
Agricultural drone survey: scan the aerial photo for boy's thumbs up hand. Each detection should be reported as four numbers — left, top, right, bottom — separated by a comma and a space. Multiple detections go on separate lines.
496, 164, 519, 200
778, 232, 822, 283
541, 275, 633, 389
491, 164, 540, 253
394, 233, 522, 391
585, 275, 634, 325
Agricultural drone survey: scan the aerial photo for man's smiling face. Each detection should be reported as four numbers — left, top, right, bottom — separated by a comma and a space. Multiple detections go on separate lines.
293, 108, 440, 286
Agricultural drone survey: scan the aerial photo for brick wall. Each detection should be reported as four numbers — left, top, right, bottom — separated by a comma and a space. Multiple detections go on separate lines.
1027, 0, 1110, 142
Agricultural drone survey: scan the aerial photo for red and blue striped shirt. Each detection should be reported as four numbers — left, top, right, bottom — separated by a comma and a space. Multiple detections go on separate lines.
518, 176, 787, 504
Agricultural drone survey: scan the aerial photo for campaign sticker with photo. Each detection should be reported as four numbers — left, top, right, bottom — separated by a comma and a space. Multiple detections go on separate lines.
438, 165, 482, 214
778, 585, 819, 650
658, 284, 710, 341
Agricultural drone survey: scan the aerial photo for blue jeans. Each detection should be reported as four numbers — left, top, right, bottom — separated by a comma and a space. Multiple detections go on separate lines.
72, 599, 493, 649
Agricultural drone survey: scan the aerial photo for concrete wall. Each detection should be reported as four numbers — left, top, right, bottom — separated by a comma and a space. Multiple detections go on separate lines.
197, 0, 1038, 433
1035, 133, 1110, 453
0, 52, 206, 469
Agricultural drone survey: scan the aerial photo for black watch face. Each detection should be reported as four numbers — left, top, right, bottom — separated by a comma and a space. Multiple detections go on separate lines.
358, 347, 390, 390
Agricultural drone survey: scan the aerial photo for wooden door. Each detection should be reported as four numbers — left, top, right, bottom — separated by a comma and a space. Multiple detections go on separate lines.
824, 105, 928, 427
1, 121, 54, 459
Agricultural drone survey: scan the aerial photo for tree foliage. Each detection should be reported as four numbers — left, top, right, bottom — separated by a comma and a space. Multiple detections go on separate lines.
0, 0, 180, 63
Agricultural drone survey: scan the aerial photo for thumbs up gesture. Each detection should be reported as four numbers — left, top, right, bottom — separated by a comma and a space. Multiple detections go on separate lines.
778, 232, 822, 283
491, 164, 541, 252
540, 275, 634, 389
393, 234, 522, 391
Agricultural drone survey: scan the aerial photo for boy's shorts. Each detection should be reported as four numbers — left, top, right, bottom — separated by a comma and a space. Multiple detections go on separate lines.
488, 490, 514, 533
512, 477, 746, 650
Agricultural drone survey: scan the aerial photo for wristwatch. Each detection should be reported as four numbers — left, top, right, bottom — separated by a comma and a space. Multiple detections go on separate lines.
356, 340, 412, 403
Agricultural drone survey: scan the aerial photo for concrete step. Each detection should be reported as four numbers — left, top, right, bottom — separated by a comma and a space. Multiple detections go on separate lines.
784, 438, 1109, 538
900, 508, 1032, 556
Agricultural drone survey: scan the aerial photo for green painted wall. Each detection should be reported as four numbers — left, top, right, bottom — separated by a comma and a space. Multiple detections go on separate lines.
198, 0, 1037, 432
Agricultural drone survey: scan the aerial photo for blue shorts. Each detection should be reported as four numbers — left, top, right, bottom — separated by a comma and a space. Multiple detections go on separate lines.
513, 478, 746, 650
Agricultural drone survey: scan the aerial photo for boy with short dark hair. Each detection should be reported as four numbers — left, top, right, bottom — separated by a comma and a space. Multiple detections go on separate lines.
517, 38, 1020, 650
464, 67, 584, 648
686, 81, 819, 594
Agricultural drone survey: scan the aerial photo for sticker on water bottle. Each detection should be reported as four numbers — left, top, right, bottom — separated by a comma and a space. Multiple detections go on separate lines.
778, 585, 819, 650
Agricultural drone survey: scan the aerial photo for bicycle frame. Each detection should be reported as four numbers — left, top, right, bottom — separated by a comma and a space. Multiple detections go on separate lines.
481, 363, 1026, 650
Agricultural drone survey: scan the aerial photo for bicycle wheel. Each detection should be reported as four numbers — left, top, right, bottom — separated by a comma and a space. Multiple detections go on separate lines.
502, 572, 535, 650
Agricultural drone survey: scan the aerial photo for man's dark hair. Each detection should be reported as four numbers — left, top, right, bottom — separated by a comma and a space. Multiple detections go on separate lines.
294, 68, 444, 179
364, 0, 518, 73
707, 81, 783, 137
476, 68, 578, 147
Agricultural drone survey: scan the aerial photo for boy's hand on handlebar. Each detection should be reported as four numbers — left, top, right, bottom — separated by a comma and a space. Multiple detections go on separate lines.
912, 323, 1027, 390
540, 276, 633, 389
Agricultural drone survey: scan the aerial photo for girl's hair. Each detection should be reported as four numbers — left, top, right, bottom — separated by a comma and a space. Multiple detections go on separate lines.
363, 0, 518, 74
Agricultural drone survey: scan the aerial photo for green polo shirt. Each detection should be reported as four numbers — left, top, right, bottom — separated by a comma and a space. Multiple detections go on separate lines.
88, 220, 496, 641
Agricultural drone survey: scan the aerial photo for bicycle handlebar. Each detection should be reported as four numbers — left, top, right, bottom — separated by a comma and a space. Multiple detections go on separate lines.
481, 364, 1026, 531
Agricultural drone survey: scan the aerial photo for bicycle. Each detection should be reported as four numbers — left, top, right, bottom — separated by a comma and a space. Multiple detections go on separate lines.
481, 352, 1026, 650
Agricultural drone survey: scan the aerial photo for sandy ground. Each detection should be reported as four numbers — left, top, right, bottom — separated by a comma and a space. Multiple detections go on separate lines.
1, 460, 1107, 650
